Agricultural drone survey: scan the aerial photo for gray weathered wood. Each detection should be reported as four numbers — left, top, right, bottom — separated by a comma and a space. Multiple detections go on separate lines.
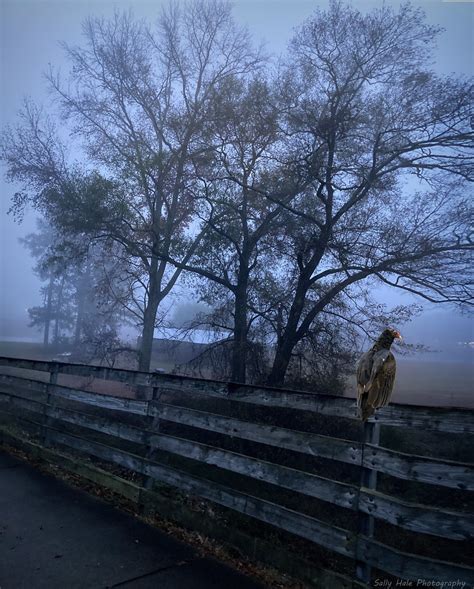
0, 391, 44, 414
0, 372, 46, 388
2, 381, 473, 499
0, 390, 145, 443
1, 429, 142, 502
143, 387, 164, 494
2, 387, 358, 512
47, 405, 146, 444
2, 374, 472, 493
153, 402, 362, 465
4, 389, 470, 541
45, 428, 355, 557
355, 421, 380, 584
43, 364, 59, 447
0, 357, 52, 371
0, 372, 147, 415
150, 432, 358, 509
358, 536, 474, 585
226, 386, 356, 417
3, 392, 358, 511
50, 384, 148, 415
3, 397, 357, 509
1, 428, 363, 589
0, 357, 149, 385
359, 488, 474, 541
372, 403, 474, 434
365, 444, 474, 490
0, 373, 47, 399
229, 387, 474, 433
2, 356, 472, 432
2, 415, 473, 585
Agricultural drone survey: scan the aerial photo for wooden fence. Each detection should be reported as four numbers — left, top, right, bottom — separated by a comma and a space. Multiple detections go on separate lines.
0, 356, 473, 588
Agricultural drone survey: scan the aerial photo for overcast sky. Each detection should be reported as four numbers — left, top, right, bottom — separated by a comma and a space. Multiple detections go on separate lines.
1, 0, 473, 350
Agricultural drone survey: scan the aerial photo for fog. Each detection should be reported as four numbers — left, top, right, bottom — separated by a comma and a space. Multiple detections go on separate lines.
1, 0, 472, 398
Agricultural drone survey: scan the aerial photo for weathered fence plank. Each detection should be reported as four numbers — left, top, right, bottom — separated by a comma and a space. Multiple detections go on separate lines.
365, 444, 474, 490
153, 402, 362, 464
1, 429, 142, 502
3, 381, 472, 492
355, 421, 380, 583
359, 489, 474, 541
372, 404, 474, 434
1, 429, 362, 589
4, 417, 472, 582
45, 427, 356, 557
1, 357, 472, 433
1, 355, 473, 587
0, 391, 146, 444
0, 373, 47, 399
47, 404, 146, 444
358, 536, 474, 585
150, 432, 358, 509
226, 386, 356, 417
2, 388, 473, 540
30, 409, 356, 521
0, 391, 43, 414
0, 373, 147, 414
51, 384, 148, 415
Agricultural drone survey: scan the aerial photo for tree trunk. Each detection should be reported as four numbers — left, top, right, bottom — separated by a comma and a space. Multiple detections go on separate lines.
43, 273, 54, 346
53, 277, 65, 347
267, 240, 328, 387
74, 271, 87, 347
267, 333, 299, 387
138, 257, 161, 374
267, 279, 309, 387
232, 277, 249, 383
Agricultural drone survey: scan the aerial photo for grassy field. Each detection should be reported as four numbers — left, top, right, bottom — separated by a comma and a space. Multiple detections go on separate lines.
0, 341, 56, 361
344, 358, 473, 408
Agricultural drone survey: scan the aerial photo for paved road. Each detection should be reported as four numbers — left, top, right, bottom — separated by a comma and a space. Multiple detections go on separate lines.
0, 451, 263, 589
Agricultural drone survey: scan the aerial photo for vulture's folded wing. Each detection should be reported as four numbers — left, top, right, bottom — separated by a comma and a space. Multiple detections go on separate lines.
377, 353, 396, 407
367, 351, 396, 408
357, 351, 373, 387
366, 349, 391, 387
356, 350, 374, 411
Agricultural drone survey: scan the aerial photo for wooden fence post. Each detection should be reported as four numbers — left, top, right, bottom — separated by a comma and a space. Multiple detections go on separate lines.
42, 363, 59, 447
355, 420, 380, 585
140, 385, 163, 514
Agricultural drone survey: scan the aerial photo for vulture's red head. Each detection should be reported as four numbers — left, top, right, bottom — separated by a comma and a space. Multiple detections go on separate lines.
376, 328, 402, 349
383, 327, 402, 342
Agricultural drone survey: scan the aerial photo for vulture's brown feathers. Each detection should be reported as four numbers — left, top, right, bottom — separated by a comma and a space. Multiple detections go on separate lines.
357, 328, 401, 421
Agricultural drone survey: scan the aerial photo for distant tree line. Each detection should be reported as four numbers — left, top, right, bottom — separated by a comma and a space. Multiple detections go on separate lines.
20, 218, 130, 364
2, 1, 472, 388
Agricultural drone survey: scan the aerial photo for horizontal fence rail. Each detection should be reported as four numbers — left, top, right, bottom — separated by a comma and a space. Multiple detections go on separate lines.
1, 356, 473, 588
1, 385, 473, 542
1, 356, 472, 432
1, 373, 471, 490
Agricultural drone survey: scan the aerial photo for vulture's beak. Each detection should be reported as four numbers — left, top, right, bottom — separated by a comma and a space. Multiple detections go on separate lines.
395, 332, 402, 341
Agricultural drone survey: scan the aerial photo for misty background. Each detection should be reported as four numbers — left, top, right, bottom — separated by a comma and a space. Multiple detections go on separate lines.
1, 0, 473, 405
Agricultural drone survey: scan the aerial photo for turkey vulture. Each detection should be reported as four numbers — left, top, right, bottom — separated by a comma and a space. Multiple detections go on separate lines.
357, 328, 402, 421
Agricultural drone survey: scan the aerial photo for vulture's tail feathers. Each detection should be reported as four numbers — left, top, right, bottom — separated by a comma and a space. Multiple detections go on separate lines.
359, 394, 375, 421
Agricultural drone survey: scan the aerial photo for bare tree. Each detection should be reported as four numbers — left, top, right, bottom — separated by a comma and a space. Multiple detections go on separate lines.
21, 217, 129, 352
2, 1, 472, 388
2, 1, 261, 373
265, 1, 473, 385
21, 219, 76, 347
167, 77, 287, 382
